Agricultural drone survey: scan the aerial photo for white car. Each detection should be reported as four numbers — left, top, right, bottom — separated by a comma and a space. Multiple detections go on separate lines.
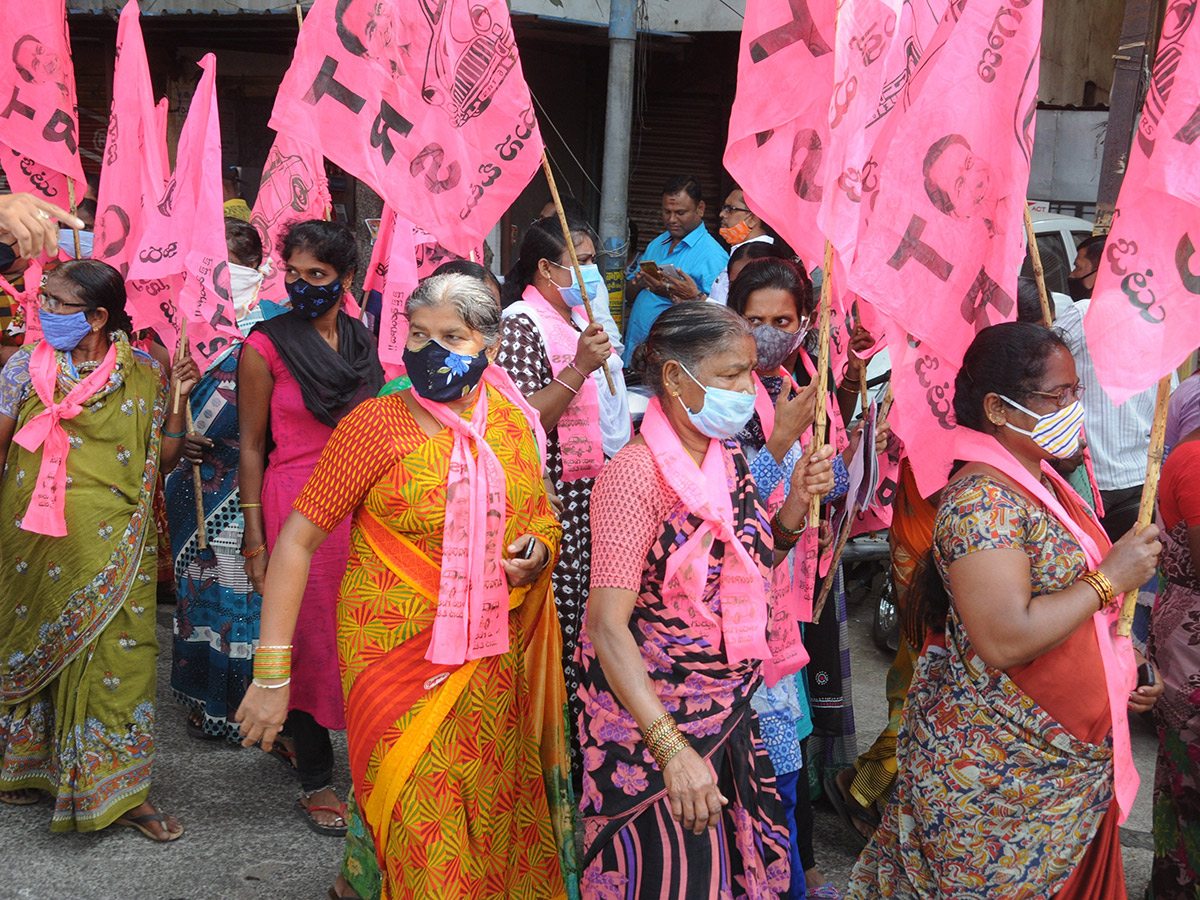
1023, 211, 1096, 295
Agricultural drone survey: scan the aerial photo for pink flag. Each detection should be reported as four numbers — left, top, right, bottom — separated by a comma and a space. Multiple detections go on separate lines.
877, 309, 962, 496
270, 0, 543, 256
362, 207, 418, 367
817, 0, 948, 268
128, 53, 237, 355
252, 132, 331, 306
724, 0, 837, 269
95, 0, 168, 285
0, 145, 69, 209
845, 0, 1040, 365
413, 224, 482, 281
0, 0, 85, 197
1084, 0, 1200, 404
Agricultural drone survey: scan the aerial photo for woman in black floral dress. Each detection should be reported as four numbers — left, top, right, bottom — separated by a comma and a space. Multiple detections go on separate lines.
497, 218, 631, 782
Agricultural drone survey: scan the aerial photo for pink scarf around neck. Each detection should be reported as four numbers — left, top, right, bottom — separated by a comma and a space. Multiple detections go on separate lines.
13, 340, 120, 536
409, 380, 511, 665
517, 285, 604, 480
954, 428, 1139, 821
12, 338, 119, 535
641, 397, 772, 664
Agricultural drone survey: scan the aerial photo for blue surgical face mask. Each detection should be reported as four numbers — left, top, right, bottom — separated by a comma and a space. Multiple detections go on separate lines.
39, 309, 94, 351
551, 261, 606, 309
678, 362, 757, 439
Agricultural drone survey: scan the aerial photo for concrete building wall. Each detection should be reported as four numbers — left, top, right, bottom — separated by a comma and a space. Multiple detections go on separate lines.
1040, 0, 1127, 106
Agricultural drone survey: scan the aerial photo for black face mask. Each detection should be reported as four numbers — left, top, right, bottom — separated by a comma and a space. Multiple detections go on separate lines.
403, 339, 489, 403
286, 277, 343, 318
1066, 276, 1091, 302
0, 241, 17, 273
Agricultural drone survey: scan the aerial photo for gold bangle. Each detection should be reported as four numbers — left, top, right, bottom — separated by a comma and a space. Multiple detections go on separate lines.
656, 736, 690, 769
239, 503, 263, 510
1080, 570, 1116, 611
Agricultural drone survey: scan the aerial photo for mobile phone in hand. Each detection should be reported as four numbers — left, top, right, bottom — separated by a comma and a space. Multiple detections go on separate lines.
1137, 661, 1156, 688
523, 537, 537, 560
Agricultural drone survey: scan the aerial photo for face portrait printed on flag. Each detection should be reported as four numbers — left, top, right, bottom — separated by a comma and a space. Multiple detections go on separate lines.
1084, 0, 1200, 404
0, 0, 85, 210
270, 0, 544, 257
816, 0, 948, 270
845, 0, 1041, 367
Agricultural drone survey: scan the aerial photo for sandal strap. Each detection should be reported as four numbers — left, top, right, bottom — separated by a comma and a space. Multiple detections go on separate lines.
302, 804, 347, 824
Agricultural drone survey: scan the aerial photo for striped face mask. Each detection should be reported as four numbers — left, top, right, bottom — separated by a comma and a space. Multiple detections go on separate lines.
999, 395, 1086, 458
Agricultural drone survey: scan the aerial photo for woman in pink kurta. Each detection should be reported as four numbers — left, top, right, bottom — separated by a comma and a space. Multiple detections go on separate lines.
237, 221, 382, 836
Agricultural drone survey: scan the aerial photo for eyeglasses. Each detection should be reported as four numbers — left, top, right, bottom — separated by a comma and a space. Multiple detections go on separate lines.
38, 289, 89, 314
721, 205, 752, 216
1018, 383, 1085, 408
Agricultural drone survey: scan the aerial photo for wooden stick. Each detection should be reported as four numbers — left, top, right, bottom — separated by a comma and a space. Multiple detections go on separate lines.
880, 382, 894, 421
540, 151, 616, 394
295, 2, 303, 28
172, 318, 187, 415
1022, 204, 1054, 328
186, 405, 208, 552
810, 241, 835, 526
68, 178, 81, 260
859, 359, 870, 418
1117, 375, 1171, 636
814, 514, 855, 623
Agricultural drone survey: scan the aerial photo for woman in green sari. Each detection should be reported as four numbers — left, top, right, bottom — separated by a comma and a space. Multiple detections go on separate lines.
0, 260, 198, 841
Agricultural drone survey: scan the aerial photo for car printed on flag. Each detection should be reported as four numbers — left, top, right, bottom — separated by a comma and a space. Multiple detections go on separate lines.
250, 146, 317, 246
419, 0, 518, 127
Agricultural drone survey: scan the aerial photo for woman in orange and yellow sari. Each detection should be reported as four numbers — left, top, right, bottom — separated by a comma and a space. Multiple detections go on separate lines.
235, 272, 573, 900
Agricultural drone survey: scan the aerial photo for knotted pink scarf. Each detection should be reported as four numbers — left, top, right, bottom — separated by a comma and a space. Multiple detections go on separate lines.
515, 285, 604, 480
409, 379, 511, 665
641, 397, 772, 664
954, 428, 1139, 821
13, 339, 120, 536
751, 371, 815, 685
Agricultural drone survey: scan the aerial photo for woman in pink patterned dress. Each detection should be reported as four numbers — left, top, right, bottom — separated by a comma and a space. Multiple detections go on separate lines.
237, 220, 382, 836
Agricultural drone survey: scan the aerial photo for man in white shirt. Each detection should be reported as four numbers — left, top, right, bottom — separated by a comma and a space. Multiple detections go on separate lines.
706, 188, 774, 305
1054, 236, 1171, 539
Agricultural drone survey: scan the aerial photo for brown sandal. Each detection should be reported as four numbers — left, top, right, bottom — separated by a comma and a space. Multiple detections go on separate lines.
0, 788, 43, 806
114, 806, 185, 843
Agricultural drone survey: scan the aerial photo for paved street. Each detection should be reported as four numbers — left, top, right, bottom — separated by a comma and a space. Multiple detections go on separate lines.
1, 587, 1158, 900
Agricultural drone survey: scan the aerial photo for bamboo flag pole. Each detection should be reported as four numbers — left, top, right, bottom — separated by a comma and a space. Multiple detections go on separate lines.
67, 178, 81, 260
809, 241, 835, 526
1117, 375, 1171, 636
1022, 205, 1054, 328
171, 319, 188, 415
186, 405, 208, 552
540, 151, 616, 394
814, 516, 853, 623
295, 2, 304, 27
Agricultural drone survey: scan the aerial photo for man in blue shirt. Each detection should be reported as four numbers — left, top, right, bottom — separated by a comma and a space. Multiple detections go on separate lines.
622, 175, 729, 367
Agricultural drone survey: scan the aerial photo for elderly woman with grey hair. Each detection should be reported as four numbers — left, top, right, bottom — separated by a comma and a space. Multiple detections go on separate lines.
236, 272, 572, 900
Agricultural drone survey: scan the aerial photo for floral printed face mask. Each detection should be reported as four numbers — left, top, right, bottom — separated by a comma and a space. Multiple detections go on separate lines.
402, 339, 489, 403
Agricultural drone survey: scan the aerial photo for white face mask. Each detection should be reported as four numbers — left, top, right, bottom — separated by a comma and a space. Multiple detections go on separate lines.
228, 262, 264, 322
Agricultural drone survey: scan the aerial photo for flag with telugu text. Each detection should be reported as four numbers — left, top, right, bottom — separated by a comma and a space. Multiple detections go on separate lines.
270, 0, 544, 256
0, 0, 85, 206
1084, 0, 1200, 404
